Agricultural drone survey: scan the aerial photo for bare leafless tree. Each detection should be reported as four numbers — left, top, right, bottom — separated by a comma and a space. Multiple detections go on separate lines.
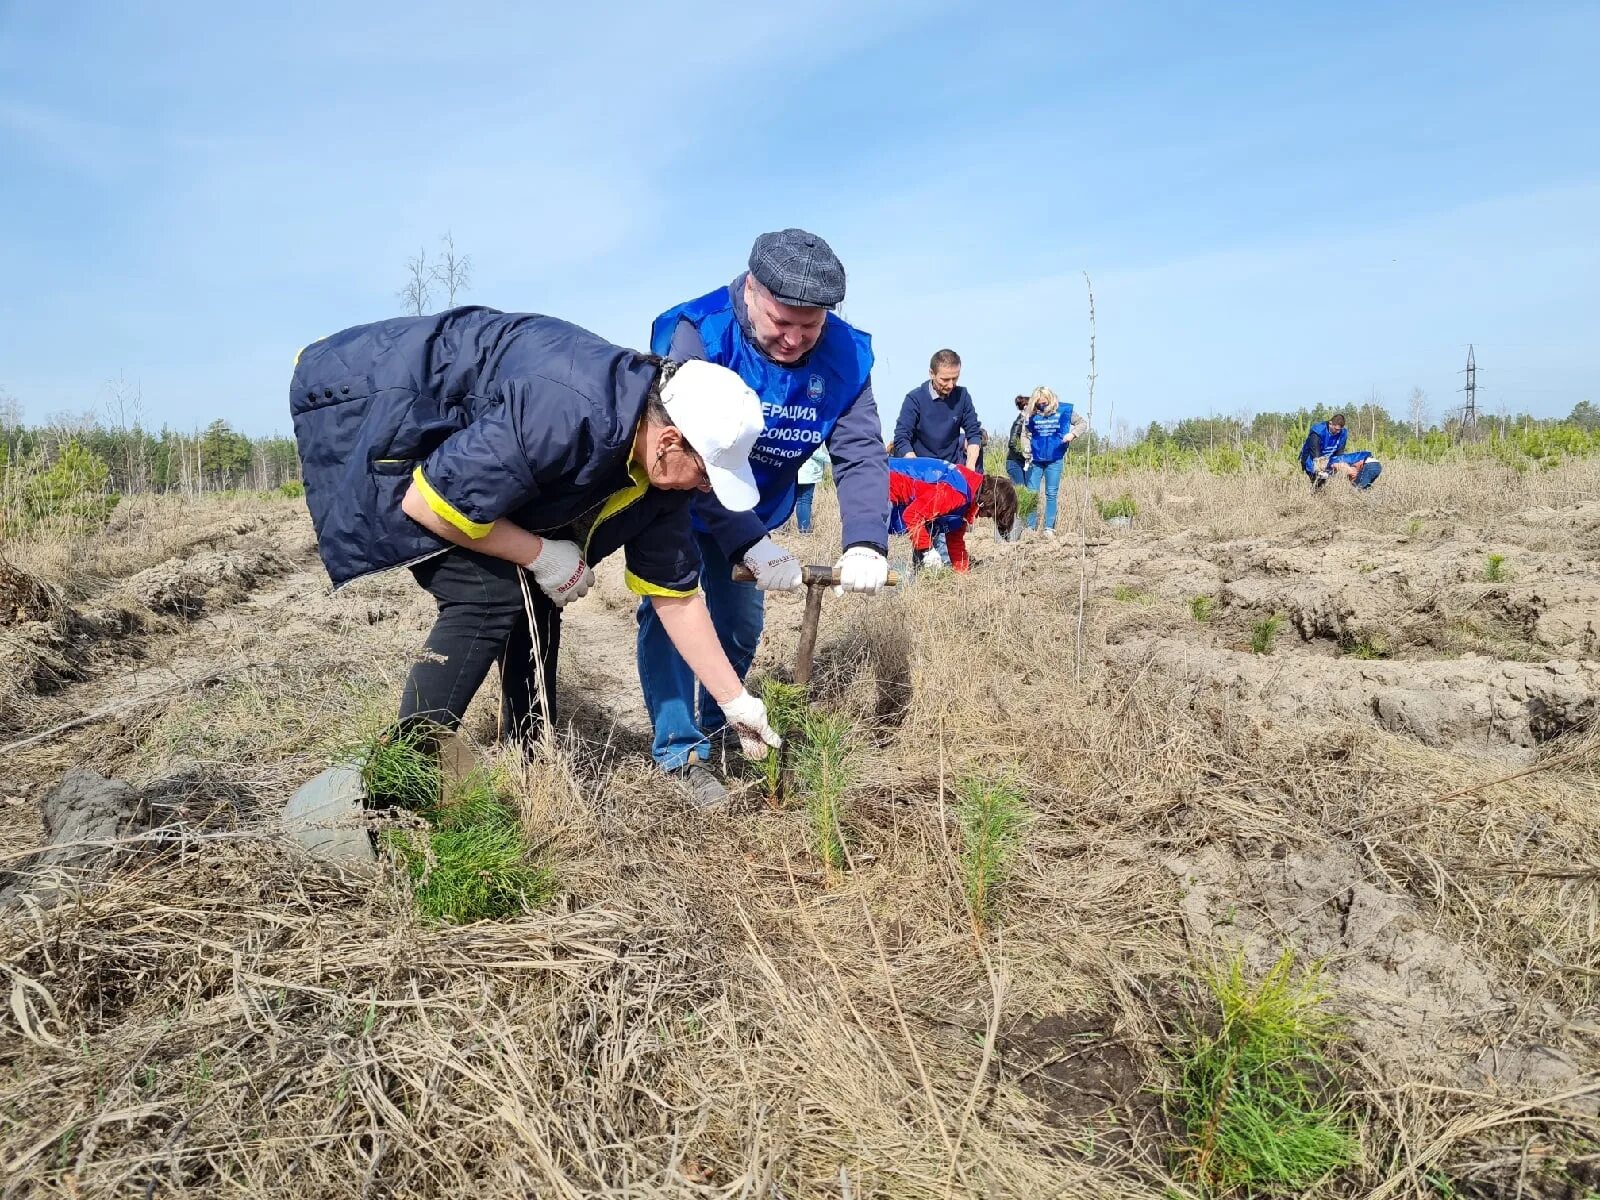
431, 231, 472, 308
398, 246, 432, 316
1408, 386, 1428, 436
103, 370, 148, 491
0, 388, 19, 473
1074, 272, 1097, 682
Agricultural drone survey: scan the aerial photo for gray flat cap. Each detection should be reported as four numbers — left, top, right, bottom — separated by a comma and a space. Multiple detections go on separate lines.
747, 228, 846, 308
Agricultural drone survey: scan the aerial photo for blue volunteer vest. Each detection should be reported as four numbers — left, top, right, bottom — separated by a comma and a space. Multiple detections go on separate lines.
651, 287, 874, 532
1027, 403, 1076, 464
887, 456, 974, 535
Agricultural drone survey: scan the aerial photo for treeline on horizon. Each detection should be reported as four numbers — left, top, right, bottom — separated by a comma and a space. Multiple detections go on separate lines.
0, 414, 300, 495
3, 395, 1599, 506
1085, 398, 1600, 476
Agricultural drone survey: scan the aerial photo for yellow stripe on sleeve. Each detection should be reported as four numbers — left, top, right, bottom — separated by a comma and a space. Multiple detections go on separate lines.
411, 467, 494, 540
583, 457, 651, 553
625, 569, 699, 599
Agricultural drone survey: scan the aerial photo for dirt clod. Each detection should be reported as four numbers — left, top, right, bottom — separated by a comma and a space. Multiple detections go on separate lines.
123, 546, 292, 616
0, 558, 58, 627
0, 769, 149, 905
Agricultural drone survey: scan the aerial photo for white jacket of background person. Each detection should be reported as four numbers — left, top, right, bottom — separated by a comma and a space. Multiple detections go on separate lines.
797, 445, 831, 486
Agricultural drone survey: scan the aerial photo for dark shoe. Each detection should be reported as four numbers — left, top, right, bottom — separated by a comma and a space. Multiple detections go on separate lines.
671, 762, 729, 813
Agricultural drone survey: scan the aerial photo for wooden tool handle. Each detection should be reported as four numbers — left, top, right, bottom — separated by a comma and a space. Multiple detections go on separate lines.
731, 563, 901, 587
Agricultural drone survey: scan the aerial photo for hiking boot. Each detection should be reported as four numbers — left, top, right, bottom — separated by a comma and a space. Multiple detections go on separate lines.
671, 762, 729, 812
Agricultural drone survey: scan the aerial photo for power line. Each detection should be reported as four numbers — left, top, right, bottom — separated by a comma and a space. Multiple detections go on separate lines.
1459, 344, 1478, 429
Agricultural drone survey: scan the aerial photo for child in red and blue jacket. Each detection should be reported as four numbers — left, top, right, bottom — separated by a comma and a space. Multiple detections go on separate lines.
889, 458, 1017, 572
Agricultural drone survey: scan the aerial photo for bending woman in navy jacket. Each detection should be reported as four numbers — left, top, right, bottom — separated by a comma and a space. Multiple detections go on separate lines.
889, 458, 1018, 572
291, 308, 781, 760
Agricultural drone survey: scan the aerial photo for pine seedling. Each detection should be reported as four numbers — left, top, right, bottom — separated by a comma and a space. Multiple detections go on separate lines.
1172, 949, 1357, 1194
1343, 631, 1389, 660
354, 725, 443, 812
387, 779, 554, 923
793, 710, 853, 882
407, 819, 554, 922
758, 679, 811, 802
1190, 595, 1216, 623
356, 730, 554, 922
1250, 613, 1285, 655
1483, 553, 1508, 582
955, 775, 1029, 933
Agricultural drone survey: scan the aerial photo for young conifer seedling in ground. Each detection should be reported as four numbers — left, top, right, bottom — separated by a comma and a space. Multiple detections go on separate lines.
758, 678, 811, 802
353, 728, 552, 922
1172, 949, 1357, 1194
955, 775, 1029, 934
400, 768, 554, 922
1250, 612, 1285, 655
792, 709, 853, 882
358, 725, 445, 812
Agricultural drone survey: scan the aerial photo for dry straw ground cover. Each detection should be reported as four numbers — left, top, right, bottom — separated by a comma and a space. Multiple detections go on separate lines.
1, 460, 1597, 1197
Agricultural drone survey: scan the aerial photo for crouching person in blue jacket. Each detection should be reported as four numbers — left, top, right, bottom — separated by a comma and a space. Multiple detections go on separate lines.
643, 228, 892, 808
1326, 451, 1382, 490
1300, 413, 1348, 489
290, 308, 781, 785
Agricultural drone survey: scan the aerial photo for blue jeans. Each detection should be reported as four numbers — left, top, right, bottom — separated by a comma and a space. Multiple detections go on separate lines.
1026, 458, 1065, 530
636, 530, 765, 770
793, 483, 816, 533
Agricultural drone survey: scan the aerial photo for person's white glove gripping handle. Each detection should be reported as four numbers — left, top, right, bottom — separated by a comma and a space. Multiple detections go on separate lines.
834, 546, 889, 595
742, 536, 803, 592
525, 539, 595, 607
720, 690, 782, 759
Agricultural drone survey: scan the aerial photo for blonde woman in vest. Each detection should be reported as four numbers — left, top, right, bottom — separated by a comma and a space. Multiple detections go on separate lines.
1022, 386, 1089, 536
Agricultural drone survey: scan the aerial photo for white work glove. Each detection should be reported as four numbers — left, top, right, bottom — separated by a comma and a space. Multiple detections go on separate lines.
743, 535, 802, 592
524, 538, 594, 607
834, 545, 889, 596
719, 689, 783, 759
921, 546, 946, 572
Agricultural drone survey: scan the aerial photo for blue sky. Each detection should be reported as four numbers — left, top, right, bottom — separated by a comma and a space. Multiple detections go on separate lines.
2, 0, 1596, 439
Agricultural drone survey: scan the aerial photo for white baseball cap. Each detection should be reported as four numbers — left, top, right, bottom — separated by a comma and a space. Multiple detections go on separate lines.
659, 359, 764, 511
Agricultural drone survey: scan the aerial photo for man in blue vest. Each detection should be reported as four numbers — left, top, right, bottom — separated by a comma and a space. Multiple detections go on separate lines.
643, 228, 891, 806
1300, 413, 1348, 488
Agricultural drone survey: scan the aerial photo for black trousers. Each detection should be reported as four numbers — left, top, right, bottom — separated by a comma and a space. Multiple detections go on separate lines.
399, 548, 561, 745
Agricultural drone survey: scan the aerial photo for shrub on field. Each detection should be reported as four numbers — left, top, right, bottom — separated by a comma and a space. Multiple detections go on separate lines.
1097, 493, 1138, 520
1201, 445, 1244, 475
3, 440, 120, 534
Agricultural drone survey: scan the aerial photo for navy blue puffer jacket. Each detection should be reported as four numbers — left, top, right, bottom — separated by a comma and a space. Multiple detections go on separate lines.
290, 307, 699, 594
